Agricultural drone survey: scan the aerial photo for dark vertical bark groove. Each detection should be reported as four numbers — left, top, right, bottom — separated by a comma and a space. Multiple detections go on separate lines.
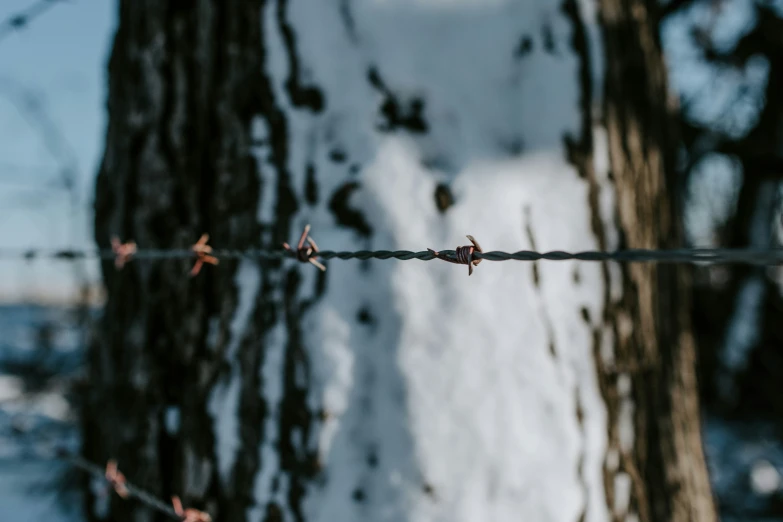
274, 269, 318, 522
275, 0, 325, 112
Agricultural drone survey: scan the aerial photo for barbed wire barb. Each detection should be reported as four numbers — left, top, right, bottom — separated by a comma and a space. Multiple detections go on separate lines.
429, 234, 483, 275
283, 223, 326, 271
190, 234, 218, 276
56, 451, 211, 521
111, 237, 137, 270
104, 459, 130, 498
4, 243, 783, 266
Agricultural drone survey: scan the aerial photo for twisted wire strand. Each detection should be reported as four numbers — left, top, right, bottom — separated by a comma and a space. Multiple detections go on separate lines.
2, 246, 783, 265
55, 450, 183, 520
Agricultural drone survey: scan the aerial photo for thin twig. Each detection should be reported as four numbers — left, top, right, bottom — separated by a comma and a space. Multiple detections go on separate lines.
0, 0, 66, 43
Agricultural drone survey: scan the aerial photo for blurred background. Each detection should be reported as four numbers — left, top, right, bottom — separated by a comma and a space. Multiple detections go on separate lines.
1, 1, 110, 520
1, 0, 783, 520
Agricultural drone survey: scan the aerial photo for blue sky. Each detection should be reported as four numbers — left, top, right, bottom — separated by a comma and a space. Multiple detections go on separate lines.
0, 0, 114, 301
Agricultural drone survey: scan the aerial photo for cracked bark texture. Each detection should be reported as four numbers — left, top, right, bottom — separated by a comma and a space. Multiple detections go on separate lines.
596, 0, 717, 520
85, 1, 716, 521
84, 1, 289, 521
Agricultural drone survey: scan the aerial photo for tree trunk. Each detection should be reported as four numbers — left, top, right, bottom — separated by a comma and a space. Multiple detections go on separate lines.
85, 1, 716, 521
598, 1, 716, 519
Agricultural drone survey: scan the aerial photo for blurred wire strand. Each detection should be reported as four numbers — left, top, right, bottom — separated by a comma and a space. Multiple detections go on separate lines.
0, 0, 66, 43
3, 245, 783, 265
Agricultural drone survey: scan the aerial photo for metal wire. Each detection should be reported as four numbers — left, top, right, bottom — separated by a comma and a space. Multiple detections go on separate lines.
54, 449, 190, 520
3, 246, 783, 265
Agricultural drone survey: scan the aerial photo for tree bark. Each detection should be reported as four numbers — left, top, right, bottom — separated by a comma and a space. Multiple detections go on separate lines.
86, 2, 279, 520
85, 1, 715, 521
596, 0, 716, 519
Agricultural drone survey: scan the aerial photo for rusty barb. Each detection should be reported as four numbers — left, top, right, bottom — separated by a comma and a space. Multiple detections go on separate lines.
105, 459, 129, 498
111, 237, 137, 270
95, 459, 211, 521
172, 496, 213, 522
283, 224, 326, 271
109, 234, 218, 276
428, 235, 483, 276
190, 234, 219, 276
9, 233, 783, 267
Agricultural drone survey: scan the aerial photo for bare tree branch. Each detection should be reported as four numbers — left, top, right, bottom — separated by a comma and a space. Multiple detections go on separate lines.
0, 0, 66, 44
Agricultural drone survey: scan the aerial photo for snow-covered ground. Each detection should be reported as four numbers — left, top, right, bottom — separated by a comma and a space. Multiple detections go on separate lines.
0, 459, 81, 522
0, 305, 83, 522
4, 305, 783, 520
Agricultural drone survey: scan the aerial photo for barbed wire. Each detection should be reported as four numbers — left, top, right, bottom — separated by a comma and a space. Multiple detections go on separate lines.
52, 449, 211, 521
6, 399, 209, 520
0, 0, 66, 43
2, 226, 783, 277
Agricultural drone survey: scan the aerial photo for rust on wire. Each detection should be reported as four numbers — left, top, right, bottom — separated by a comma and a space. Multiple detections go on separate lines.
111, 237, 137, 270
58, 452, 213, 520
428, 235, 483, 276
283, 223, 326, 271
105, 459, 129, 499
190, 234, 218, 276
6, 239, 783, 266
172, 496, 212, 522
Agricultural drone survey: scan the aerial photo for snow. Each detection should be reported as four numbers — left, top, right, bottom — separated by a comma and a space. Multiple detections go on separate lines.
0, 375, 24, 403
294, 145, 610, 521
249, 320, 289, 522
575, 0, 606, 111
165, 406, 181, 435
230, 0, 615, 520
750, 460, 780, 496
0, 460, 81, 522
251, 116, 277, 226
661, 0, 769, 138
208, 259, 262, 487
613, 472, 632, 516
